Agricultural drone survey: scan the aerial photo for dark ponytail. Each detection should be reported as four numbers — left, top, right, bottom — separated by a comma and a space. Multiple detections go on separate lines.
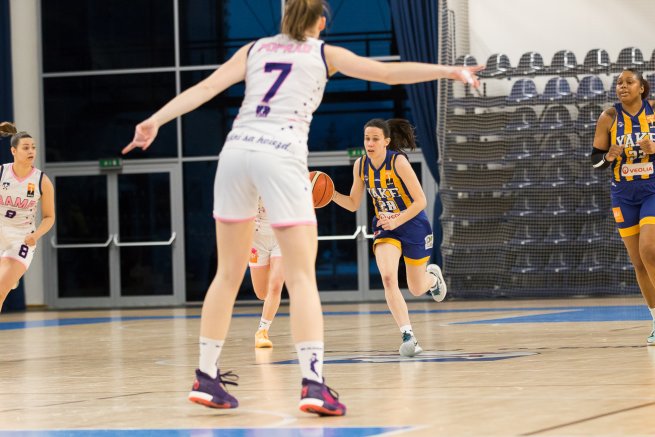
0, 121, 17, 138
0, 121, 32, 148
364, 118, 417, 154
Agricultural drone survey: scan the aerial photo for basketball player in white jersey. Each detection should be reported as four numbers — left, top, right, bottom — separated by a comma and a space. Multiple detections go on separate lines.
250, 197, 284, 349
0, 122, 55, 313
123, 0, 482, 416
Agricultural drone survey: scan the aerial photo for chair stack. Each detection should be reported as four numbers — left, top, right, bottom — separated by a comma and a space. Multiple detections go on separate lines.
440, 47, 654, 297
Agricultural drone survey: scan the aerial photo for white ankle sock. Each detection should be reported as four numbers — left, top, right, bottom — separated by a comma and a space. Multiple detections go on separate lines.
650, 308, 655, 320
199, 336, 224, 379
295, 341, 324, 383
258, 318, 272, 331
399, 325, 413, 335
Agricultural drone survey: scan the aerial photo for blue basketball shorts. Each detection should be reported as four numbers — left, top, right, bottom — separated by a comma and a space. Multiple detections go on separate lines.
610, 178, 655, 237
371, 211, 433, 265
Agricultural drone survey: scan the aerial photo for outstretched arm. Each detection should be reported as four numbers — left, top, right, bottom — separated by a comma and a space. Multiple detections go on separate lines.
122, 42, 253, 154
332, 158, 366, 212
324, 45, 484, 86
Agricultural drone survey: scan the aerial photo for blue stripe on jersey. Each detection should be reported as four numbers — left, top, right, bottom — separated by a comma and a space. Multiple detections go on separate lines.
391, 154, 413, 207
320, 42, 329, 79
38, 171, 44, 196
387, 154, 408, 210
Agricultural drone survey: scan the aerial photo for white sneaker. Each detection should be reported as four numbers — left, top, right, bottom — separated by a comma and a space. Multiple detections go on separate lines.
399, 332, 423, 357
648, 320, 655, 346
426, 264, 447, 302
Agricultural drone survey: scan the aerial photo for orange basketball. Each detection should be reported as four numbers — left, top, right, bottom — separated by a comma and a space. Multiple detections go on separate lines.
309, 170, 334, 208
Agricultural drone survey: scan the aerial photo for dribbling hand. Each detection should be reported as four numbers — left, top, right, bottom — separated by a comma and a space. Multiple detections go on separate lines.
122, 118, 160, 155
378, 211, 401, 231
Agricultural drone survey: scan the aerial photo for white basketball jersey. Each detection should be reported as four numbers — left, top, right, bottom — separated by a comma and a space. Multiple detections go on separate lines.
0, 164, 42, 229
228, 33, 328, 160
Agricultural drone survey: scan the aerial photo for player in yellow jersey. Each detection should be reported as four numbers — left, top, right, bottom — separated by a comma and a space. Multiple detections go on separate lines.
591, 68, 655, 344
332, 118, 447, 357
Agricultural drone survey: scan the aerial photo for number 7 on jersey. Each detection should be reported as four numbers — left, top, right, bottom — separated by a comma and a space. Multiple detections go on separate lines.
256, 62, 292, 118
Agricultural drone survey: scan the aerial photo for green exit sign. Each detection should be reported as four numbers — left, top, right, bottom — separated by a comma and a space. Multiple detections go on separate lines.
347, 148, 366, 158
99, 158, 122, 169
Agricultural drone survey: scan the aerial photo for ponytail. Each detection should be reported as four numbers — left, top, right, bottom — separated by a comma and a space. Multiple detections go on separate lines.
0, 121, 17, 138
281, 0, 328, 41
0, 121, 32, 148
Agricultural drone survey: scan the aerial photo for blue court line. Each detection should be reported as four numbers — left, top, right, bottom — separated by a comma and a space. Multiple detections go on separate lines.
0, 427, 410, 437
0, 305, 650, 331
456, 305, 651, 324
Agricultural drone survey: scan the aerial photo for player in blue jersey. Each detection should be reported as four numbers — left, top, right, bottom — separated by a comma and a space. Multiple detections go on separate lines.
331, 118, 447, 357
123, 0, 482, 415
0, 122, 55, 314
591, 68, 655, 345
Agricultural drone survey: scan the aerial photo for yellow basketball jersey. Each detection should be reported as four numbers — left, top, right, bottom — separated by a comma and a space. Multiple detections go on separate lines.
609, 100, 655, 182
359, 150, 414, 216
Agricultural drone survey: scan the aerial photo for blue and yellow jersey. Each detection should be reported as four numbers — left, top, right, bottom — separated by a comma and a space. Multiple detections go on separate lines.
609, 99, 655, 183
359, 150, 414, 217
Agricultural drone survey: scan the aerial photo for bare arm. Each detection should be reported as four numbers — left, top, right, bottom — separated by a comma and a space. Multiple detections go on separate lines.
331, 158, 366, 212
593, 107, 625, 162
25, 175, 55, 246
324, 44, 483, 86
122, 43, 252, 154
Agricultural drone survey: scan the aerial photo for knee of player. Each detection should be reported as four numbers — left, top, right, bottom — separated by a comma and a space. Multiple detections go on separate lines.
638, 247, 655, 267
380, 272, 397, 288
253, 288, 268, 300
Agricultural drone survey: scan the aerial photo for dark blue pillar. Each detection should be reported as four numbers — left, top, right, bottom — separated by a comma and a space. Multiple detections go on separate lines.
1, 0, 26, 312
390, 0, 443, 265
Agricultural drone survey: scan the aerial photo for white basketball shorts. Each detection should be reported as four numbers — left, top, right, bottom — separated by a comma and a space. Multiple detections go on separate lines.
0, 225, 35, 269
213, 147, 316, 226
249, 231, 282, 267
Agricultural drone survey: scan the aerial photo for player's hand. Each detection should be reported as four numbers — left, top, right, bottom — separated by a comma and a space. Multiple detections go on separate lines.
122, 118, 159, 155
24, 234, 37, 247
378, 211, 401, 231
638, 136, 655, 155
605, 143, 623, 161
450, 65, 484, 89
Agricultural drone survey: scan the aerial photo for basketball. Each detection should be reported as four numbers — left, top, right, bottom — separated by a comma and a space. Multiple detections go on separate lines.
309, 170, 334, 208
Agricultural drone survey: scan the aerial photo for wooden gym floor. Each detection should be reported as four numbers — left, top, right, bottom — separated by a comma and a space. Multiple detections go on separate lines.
1, 296, 655, 436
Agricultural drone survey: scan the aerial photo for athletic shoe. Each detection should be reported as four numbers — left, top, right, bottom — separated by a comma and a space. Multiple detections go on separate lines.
427, 264, 447, 302
648, 321, 655, 346
399, 331, 423, 357
255, 329, 273, 348
299, 378, 346, 416
188, 368, 238, 409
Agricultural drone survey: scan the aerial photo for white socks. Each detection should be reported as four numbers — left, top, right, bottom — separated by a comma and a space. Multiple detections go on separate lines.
400, 324, 413, 336
296, 341, 324, 383
258, 318, 272, 331
650, 307, 655, 320
199, 336, 224, 379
